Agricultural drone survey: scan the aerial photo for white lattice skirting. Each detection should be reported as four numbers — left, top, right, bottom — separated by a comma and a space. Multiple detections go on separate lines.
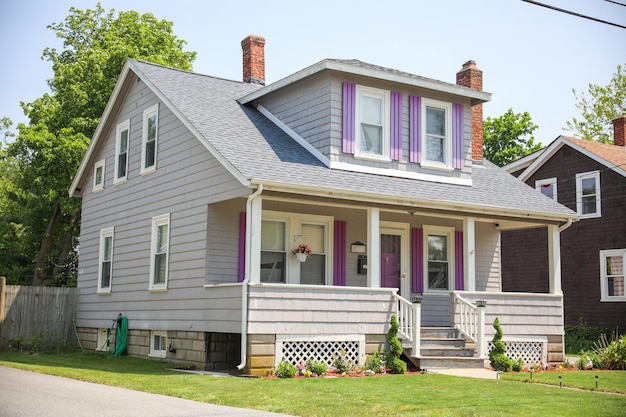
275, 335, 365, 367
488, 339, 546, 364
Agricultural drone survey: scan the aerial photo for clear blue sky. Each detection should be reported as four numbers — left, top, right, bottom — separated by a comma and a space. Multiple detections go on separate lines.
0, 0, 624, 145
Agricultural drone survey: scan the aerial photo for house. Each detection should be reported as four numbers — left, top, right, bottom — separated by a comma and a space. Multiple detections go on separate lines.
503, 122, 626, 331
69, 35, 577, 375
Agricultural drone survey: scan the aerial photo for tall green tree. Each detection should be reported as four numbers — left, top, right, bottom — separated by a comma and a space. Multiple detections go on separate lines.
565, 63, 626, 144
1, 3, 196, 285
483, 108, 542, 167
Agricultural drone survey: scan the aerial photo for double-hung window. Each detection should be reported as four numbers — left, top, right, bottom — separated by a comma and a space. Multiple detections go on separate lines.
424, 226, 454, 291
141, 104, 159, 175
149, 214, 170, 290
114, 120, 130, 184
260, 220, 287, 283
576, 171, 601, 218
600, 249, 625, 301
535, 177, 557, 200
355, 86, 390, 160
98, 227, 114, 293
421, 99, 453, 168
93, 159, 105, 192
299, 223, 326, 285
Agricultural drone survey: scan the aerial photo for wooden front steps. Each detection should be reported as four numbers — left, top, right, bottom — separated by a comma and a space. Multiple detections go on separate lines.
403, 327, 486, 370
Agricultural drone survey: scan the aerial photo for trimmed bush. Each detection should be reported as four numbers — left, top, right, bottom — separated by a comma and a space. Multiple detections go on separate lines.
385, 314, 407, 374
489, 317, 513, 372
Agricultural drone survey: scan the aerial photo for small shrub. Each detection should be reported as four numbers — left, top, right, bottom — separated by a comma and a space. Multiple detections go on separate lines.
275, 361, 297, 378
385, 315, 407, 374
306, 359, 328, 376
564, 319, 611, 354
511, 357, 524, 372
592, 332, 626, 370
364, 350, 385, 374
332, 350, 354, 373
489, 317, 513, 372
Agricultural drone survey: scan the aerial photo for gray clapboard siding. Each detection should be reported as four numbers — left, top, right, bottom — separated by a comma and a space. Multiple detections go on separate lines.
475, 222, 501, 292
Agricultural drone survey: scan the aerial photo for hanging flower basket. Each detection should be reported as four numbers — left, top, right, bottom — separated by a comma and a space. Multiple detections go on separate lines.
292, 244, 312, 262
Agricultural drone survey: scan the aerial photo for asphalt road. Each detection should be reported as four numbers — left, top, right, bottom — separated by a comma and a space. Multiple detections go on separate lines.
0, 366, 293, 417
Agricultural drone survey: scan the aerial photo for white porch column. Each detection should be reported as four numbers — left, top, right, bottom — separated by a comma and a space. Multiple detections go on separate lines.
247, 195, 263, 283
367, 207, 380, 288
463, 217, 476, 291
548, 224, 562, 295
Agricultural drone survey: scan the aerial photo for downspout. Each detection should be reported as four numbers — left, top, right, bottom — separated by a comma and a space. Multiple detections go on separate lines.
558, 218, 573, 233
237, 184, 263, 371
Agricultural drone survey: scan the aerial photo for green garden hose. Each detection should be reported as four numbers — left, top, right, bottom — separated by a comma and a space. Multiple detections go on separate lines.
109, 315, 128, 357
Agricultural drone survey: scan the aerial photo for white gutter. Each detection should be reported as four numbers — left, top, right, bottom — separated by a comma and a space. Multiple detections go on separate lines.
237, 184, 263, 371
559, 218, 574, 233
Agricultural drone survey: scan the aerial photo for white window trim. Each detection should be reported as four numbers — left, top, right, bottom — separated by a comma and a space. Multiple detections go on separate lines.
354, 85, 391, 162
423, 225, 455, 293
93, 159, 105, 192
97, 227, 114, 294
149, 330, 167, 358
141, 104, 159, 175
599, 249, 626, 302
149, 213, 170, 291
576, 170, 601, 219
420, 98, 453, 170
262, 211, 333, 285
114, 119, 130, 184
535, 177, 557, 201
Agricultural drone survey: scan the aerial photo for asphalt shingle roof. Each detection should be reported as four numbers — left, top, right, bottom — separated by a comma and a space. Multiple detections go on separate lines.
131, 59, 575, 221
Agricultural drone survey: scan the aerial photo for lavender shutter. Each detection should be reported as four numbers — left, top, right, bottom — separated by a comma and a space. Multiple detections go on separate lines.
409, 96, 422, 163
342, 82, 356, 154
455, 231, 464, 290
411, 227, 424, 293
238, 212, 246, 282
390, 92, 402, 161
452, 103, 464, 169
333, 220, 347, 286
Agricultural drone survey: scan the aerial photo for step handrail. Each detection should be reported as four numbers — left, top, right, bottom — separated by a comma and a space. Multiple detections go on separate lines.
392, 292, 420, 357
451, 292, 487, 358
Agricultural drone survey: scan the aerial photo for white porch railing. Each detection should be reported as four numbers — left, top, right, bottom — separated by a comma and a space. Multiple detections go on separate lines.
451, 292, 487, 358
393, 292, 420, 357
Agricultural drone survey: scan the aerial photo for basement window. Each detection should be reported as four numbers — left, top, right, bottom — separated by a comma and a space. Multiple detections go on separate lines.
150, 330, 167, 358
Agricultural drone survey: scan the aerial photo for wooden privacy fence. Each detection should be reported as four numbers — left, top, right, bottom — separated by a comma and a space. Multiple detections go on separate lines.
0, 277, 79, 350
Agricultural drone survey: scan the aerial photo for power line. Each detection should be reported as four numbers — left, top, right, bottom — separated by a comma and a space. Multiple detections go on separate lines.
521, 0, 626, 29
604, 0, 626, 7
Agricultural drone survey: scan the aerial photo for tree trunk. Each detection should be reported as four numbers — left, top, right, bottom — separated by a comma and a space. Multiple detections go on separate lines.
51, 209, 79, 280
32, 204, 62, 286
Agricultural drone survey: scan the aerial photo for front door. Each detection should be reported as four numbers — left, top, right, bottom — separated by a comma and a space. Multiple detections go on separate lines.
380, 223, 409, 296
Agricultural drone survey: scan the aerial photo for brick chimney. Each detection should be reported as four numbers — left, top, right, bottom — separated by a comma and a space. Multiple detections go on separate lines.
456, 60, 483, 161
241, 35, 265, 85
612, 115, 626, 147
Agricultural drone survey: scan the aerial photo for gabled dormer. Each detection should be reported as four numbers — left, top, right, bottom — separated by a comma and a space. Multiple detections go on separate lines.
238, 36, 490, 186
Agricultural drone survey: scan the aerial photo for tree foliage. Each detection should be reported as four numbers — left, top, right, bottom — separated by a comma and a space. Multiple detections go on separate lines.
483, 108, 542, 167
565, 63, 626, 144
0, 3, 196, 285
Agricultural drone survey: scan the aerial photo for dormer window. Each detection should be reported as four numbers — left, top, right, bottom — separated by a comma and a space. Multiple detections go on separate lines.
355, 86, 389, 159
421, 98, 453, 169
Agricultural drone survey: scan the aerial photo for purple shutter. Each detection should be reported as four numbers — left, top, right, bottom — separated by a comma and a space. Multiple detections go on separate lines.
238, 212, 246, 282
342, 82, 356, 154
409, 96, 422, 163
455, 231, 464, 291
452, 104, 464, 169
411, 227, 424, 293
333, 220, 347, 286
390, 92, 402, 161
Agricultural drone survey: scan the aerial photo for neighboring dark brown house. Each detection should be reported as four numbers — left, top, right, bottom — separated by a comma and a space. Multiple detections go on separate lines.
502, 117, 626, 330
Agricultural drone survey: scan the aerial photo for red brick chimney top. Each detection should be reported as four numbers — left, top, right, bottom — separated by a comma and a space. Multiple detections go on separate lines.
456, 60, 484, 161
612, 115, 626, 147
241, 35, 265, 86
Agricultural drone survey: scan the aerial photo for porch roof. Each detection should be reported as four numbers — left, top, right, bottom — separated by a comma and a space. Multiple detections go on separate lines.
126, 60, 576, 222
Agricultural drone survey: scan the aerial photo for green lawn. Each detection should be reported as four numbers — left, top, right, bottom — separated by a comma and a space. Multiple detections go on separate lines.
1, 352, 625, 417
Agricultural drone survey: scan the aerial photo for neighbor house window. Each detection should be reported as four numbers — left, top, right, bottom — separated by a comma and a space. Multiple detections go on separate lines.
98, 227, 114, 293
355, 86, 390, 160
421, 98, 453, 168
149, 214, 170, 290
149, 330, 167, 358
576, 171, 601, 218
114, 119, 130, 184
300, 223, 326, 285
535, 177, 557, 200
93, 159, 105, 192
260, 220, 286, 283
424, 226, 454, 291
600, 249, 625, 302
141, 104, 159, 174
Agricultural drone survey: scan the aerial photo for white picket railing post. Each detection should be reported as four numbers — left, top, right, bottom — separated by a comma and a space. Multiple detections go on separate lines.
412, 299, 421, 357
476, 300, 487, 358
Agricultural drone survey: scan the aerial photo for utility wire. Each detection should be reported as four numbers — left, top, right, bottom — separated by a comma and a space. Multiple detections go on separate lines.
521, 0, 626, 29
604, 0, 626, 7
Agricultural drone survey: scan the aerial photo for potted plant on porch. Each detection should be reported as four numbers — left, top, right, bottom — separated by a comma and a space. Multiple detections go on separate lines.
292, 243, 312, 262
